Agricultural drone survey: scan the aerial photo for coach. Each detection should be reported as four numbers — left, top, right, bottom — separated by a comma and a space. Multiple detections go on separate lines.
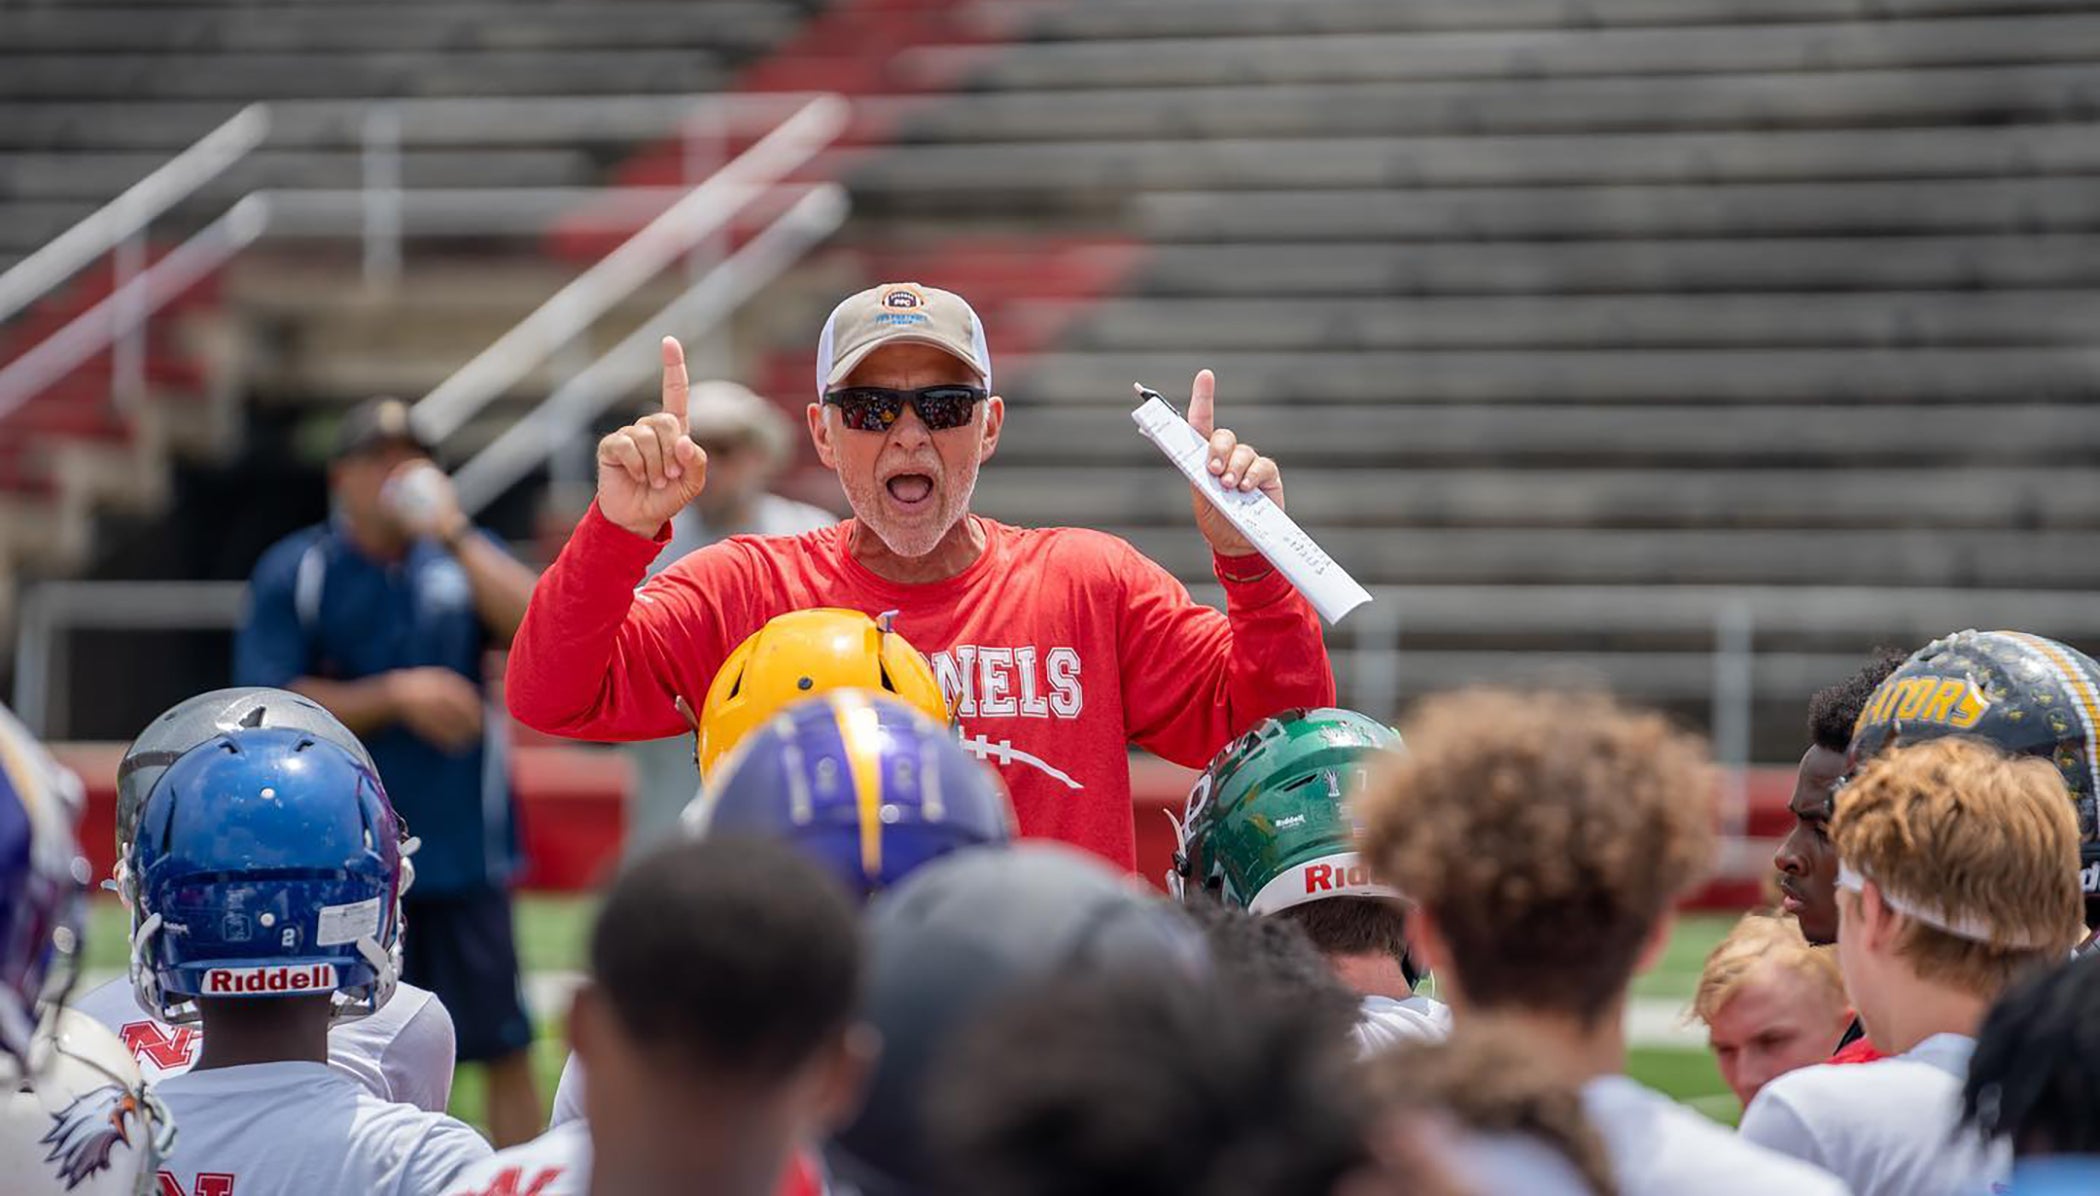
506, 282, 1333, 869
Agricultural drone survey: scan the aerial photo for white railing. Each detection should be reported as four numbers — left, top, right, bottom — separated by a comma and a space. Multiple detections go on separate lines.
11, 580, 247, 738
410, 93, 850, 446
0, 106, 268, 329
451, 182, 851, 514
0, 198, 271, 424
0, 93, 848, 435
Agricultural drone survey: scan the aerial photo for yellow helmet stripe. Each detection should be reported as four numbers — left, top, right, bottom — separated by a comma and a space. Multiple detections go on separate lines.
833, 691, 886, 881
2001, 631, 2100, 800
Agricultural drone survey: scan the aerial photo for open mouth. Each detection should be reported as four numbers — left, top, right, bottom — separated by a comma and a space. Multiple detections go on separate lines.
884, 473, 935, 508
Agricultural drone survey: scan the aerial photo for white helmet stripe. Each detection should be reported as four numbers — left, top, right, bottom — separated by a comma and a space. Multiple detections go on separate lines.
1247, 851, 1402, 916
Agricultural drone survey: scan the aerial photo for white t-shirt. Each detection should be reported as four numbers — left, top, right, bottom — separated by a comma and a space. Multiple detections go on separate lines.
1582, 1074, 1853, 1196
549, 1052, 586, 1128
74, 976, 457, 1112
1352, 993, 1452, 1056
155, 1060, 491, 1195
444, 1120, 590, 1196
1739, 1033, 2007, 1196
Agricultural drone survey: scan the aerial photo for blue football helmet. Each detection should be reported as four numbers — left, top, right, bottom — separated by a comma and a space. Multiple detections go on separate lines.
682, 690, 1014, 903
0, 702, 87, 1065
127, 728, 406, 1025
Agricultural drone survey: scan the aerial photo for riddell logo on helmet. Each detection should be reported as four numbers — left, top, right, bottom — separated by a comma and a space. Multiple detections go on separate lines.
1305, 862, 1374, 894
202, 964, 337, 994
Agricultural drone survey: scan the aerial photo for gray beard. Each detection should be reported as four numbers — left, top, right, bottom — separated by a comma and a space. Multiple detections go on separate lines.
850, 469, 980, 559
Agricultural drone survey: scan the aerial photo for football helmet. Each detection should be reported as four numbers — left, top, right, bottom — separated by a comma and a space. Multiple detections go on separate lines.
694, 609, 949, 777
127, 728, 406, 1024
1850, 630, 2100, 893
0, 1009, 174, 1196
0, 701, 87, 1066
114, 687, 375, 902
1169, 707, 1404, 915
683, 690, 1013, 903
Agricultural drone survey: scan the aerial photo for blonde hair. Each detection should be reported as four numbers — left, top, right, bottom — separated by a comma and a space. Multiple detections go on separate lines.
1691, 911, 1845, 1026
1833, 736, 2083, 998
1361, 688, 1715, 1023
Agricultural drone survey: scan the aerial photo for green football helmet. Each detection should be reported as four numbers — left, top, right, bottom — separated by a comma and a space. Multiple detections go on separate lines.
1169, 707, 1404, 914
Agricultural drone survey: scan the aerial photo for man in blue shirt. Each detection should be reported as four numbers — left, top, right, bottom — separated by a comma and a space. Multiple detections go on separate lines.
234, 397, 542, 1143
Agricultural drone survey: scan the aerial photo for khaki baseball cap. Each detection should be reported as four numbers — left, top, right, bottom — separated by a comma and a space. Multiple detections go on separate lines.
814, 282, 991, 397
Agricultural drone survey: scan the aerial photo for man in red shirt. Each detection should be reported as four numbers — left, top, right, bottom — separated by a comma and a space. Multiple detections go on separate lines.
507, 281, 1334, 869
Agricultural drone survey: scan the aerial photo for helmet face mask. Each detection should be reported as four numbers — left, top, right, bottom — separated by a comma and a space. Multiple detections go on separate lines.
125, 729, 406, 1025
694, 609, 951, 778
0, 703, 89, 1069
1170, 708, 1404, 916
1849, 629, 2100, 895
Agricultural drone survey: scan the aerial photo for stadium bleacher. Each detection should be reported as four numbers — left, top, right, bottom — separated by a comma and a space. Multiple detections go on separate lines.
823, 0, 2100, 755
3, 0, 2097, 760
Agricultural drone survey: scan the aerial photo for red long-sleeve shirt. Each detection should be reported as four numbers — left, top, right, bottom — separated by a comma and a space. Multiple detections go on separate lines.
507, 503, 1335, 869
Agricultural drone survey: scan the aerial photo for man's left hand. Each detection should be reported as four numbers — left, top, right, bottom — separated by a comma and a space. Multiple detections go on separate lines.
383, 460, 469, 544
1184, 368, 1282, 559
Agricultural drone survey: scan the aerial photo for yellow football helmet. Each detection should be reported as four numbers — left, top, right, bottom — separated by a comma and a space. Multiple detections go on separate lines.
694, 608, 950, 776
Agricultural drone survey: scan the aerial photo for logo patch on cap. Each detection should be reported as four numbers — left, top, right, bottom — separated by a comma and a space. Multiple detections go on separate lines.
882, 287, 923, 310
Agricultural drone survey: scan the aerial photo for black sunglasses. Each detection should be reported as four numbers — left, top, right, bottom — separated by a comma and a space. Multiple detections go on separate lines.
823, 385, 987, 433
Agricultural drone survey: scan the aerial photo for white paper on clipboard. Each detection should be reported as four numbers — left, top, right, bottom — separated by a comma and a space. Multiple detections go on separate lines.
1131, 391, 1372, 625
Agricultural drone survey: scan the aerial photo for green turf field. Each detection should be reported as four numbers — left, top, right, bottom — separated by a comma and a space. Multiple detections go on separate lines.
83, 899, 1743, 1135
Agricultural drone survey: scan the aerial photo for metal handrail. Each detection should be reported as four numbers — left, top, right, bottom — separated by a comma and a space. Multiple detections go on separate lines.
450, 182, 852, 514
0, 106, 268, 328
0, 197, 272, 424
410, 92, 851, 446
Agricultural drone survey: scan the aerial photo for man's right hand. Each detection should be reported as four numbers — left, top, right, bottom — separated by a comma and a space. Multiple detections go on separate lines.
386, 666, 485, 752
596, 336, 709, 538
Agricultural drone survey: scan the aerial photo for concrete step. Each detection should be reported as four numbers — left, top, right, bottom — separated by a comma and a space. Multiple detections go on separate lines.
1123, 237, 2100, 296
990, 0, 2100, 41
990, 403, 2100, 465
1131, 178, 2100, 242
0, 148, 597, 202
0, 3, 797, 54
968, 465, 2100, 529
0, 49, 725, 101
911, 13, 2100, 90
833, 123, 2100, 193
1001, 346, 2100, 404
885, 64, 2100, 142
1039, 293, 2100, 350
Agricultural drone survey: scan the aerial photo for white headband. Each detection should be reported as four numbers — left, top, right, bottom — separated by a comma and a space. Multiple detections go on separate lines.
1836, 863, 2060, 949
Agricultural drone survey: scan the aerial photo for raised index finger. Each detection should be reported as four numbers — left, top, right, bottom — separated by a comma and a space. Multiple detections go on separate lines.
1186, 368, 1217, 437
661, 336, 689, 422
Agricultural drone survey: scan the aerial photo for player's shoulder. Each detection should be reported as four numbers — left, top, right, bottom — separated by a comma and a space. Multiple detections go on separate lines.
69, 975, 139, 1025
1587, 1076, 1850, 1194
350, 1088, 493, 1165
1757, 1053, 1934, 1120
443, 1122, 590, 1196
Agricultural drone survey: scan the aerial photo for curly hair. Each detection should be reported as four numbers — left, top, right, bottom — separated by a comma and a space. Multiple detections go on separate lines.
1806, 648, 1910, 752
1361, 1024, 1614, 1196
1833, 736, 2083, 998
1178, 897, 1361, 1040
1361, 688, 1715, 1023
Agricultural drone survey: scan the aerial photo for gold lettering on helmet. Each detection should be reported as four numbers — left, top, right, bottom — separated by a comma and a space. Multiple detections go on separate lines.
1893, 677, 1935, 720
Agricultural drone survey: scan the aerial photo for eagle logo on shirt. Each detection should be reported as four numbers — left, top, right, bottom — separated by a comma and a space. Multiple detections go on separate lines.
39, 1082, 144, 1188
